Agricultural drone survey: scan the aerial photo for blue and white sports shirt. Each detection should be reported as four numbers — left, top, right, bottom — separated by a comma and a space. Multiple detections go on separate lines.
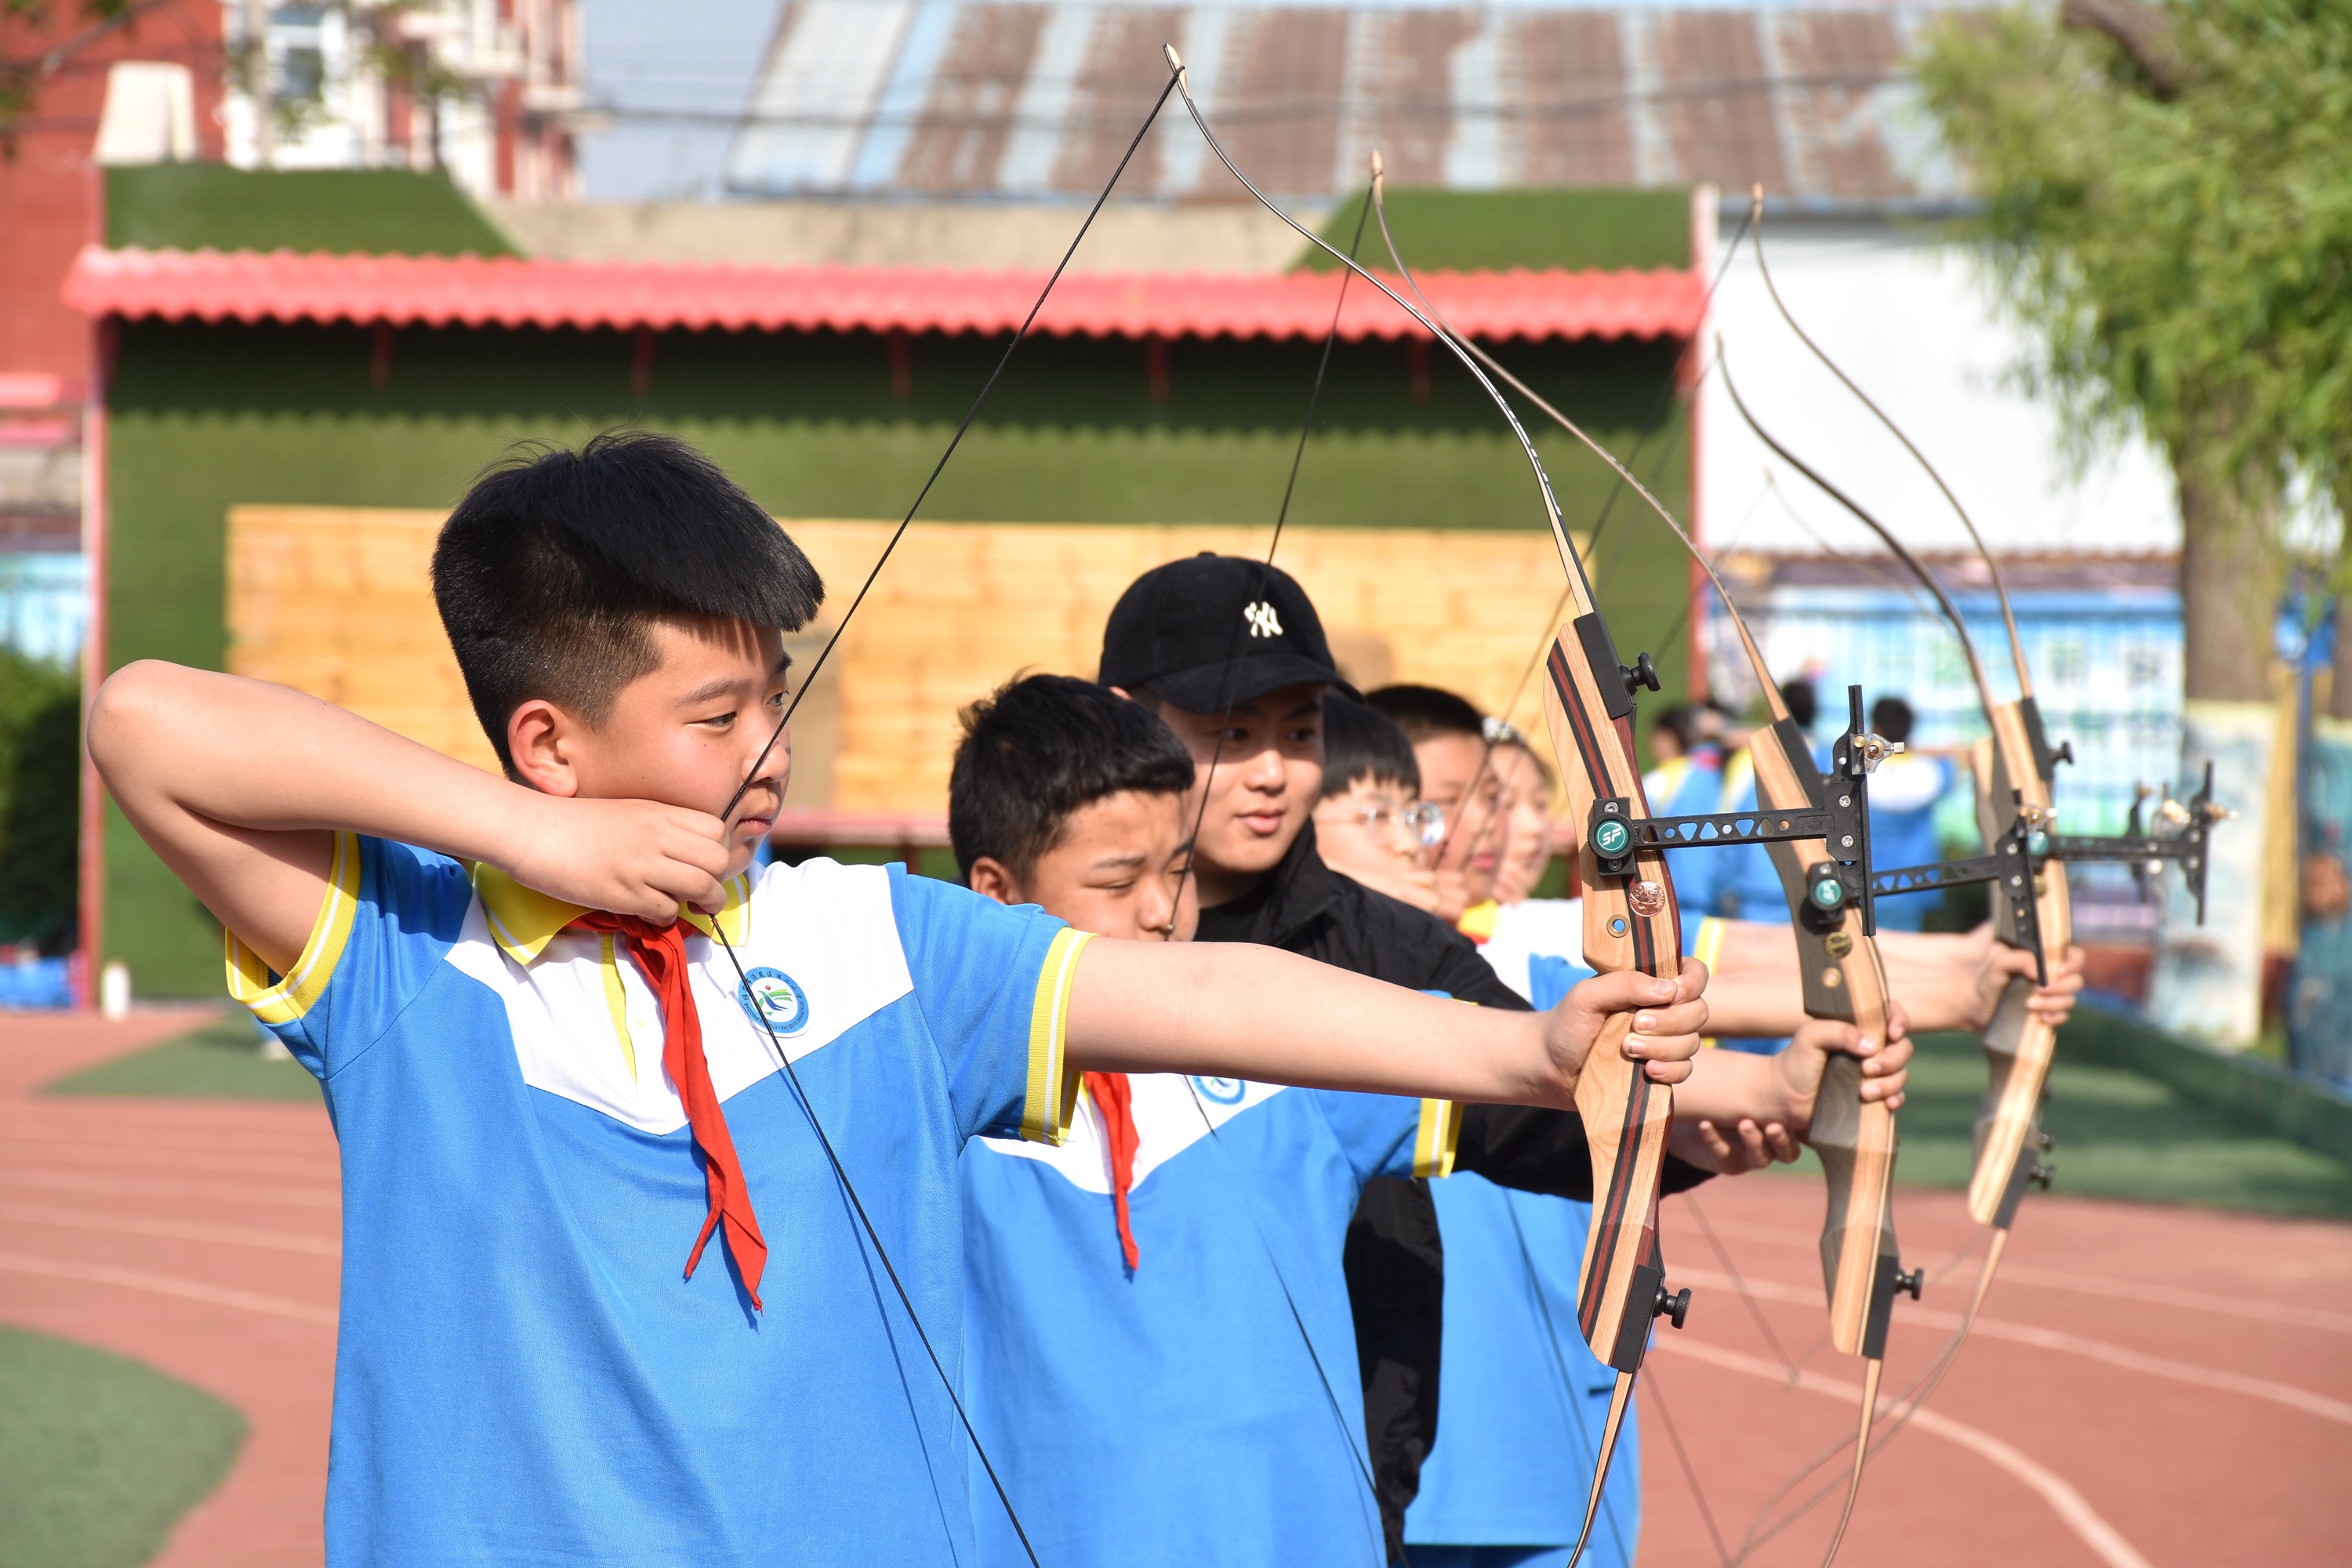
228, 836, 1087, 1567
1406, 904, 1641, 1564
960, 1073, 1462, 1568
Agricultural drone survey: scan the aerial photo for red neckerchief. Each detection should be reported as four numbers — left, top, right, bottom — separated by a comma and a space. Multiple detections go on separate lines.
571, 911, 769, 1308
1082, 1071, 1141, 1271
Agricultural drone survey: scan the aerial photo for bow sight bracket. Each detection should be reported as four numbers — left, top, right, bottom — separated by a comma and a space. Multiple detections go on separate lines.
1588, 688, 1893, 940
2040, 760, 2223, 926
1868, 807, 2048, 984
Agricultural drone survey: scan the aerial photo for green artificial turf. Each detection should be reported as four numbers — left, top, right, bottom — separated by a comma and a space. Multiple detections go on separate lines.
107, 165, 518, 256
0, 1327, 246, 1568
1298, 185, 1694, 272
43, 1011, 320, 1104
1767, 1029, 2352, 1220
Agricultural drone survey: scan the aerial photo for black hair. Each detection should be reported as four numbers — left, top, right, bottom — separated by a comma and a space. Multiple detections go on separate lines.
1366, 684, 1485, 743
430, 430, 825, 774
1651, 702, 1707, 754
1320, 696, 1421, 800
1779, 677, 1819, 731
950, 675, 1196, 884
1871, 695, 1917, 746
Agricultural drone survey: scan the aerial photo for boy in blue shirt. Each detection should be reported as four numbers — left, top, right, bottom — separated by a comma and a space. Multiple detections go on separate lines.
949, 666, 1914, 1568
86, 434, 1718, 1568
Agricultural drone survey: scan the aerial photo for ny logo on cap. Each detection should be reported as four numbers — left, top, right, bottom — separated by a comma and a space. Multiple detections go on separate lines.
1243, 601, 1284, 639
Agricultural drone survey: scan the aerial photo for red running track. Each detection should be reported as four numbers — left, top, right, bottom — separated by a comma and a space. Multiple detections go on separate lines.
4, 1010, 2349, 1566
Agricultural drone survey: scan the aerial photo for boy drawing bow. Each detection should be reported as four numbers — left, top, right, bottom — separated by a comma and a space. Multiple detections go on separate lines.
88, 434, 1712, 1567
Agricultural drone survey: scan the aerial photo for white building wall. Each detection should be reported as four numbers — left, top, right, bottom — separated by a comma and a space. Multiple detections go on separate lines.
1700, 219, 2180, 561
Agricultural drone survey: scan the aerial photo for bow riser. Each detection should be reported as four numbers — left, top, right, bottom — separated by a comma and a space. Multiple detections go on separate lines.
1745, 717, 1903, 1359
1541, 622, 1680, 1364
1965, 704, 2074, 1226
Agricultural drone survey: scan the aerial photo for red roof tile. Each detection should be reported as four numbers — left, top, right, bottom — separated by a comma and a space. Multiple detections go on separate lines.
61, 246, 1704, 343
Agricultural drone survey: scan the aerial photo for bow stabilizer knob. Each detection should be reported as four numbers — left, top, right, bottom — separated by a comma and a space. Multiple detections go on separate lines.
1621, 651, 1661, 699
1894, 1267, 1925, 1302
1653, 1283, 1692, 1331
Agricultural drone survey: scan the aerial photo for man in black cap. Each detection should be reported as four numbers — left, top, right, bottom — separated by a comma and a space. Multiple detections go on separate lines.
1102, 554, 1562, 1557
1096, 554, 1882, 1561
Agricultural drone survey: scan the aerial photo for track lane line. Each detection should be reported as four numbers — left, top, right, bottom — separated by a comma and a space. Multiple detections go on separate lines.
0, 1169, 339, 1209
1659, 1335, 2154, 1568
0, 1249, 335, 1326
1671, 1265, 2352, 1426
0, 1203, 339, 1257
1682, 1213, 2352, 1333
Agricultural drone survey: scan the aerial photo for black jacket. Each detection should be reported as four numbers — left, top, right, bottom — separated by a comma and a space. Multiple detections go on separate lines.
1193, 824, 1708, 1561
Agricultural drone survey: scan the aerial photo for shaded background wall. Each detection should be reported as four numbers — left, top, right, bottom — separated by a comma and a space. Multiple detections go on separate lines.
93, 167, 1698, 995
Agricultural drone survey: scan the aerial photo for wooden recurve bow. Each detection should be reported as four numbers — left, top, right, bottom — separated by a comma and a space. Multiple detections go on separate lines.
1365, 169, 1917, 1568
1164, 56, 1700, 1562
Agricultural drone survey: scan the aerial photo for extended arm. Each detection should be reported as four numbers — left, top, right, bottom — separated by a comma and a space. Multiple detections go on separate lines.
1668, 1016, 1913, 1172
1705, 918, 2085, 1034
1066, 942, 1709, 1110
89, 662, 731, 972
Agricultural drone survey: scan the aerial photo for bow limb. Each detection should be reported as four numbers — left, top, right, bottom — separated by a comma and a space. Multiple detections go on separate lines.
1716, 337, 2073, 1243
1163, 57, 1686, 1565
1369, 182, 1914, 1568
1745, 188, 2032, 701
688, 67, 1181, 1568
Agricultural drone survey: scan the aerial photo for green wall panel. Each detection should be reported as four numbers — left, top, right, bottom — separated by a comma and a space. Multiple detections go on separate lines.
103, 318, 1694, 994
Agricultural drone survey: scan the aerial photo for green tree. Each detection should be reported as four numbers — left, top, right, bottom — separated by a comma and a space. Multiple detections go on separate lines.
1917, 0, 2352, 703
2, 0, 147, 155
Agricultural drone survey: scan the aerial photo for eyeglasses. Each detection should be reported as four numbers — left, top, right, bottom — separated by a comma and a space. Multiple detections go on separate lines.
1317, 800, 1448, 849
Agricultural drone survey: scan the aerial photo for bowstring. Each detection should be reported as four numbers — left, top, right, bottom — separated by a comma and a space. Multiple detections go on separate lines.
1144, 177, 1396, 1540
1640, 1357, 1733, 1568
1163, 178, 1375, 926
1394, 189, 1753, 873
719, 70, 1179, 827
1177, 1077, 1393, 1565
691, 69, 1184, 1568
710, 923, 1042, 1566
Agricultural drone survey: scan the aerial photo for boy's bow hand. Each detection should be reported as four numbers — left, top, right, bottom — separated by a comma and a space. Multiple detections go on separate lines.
505, 796, 733, 922
2015, 942, 2087, 1026
1773, 1004, 1915, 1130
1542, 962, 1711, 1098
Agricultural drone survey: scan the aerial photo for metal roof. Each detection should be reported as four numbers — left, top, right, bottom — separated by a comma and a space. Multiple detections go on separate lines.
61, 245, 1704, 339
722, 2, 1962, 205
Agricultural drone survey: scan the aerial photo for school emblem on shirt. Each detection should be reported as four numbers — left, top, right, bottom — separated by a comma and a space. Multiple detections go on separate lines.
1241, 601, 1284, 639
736, 967, 811, 1036
1190, 1076, 1247, 1105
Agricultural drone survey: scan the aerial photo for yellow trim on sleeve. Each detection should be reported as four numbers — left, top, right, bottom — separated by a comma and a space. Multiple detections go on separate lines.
1456, 900, 1500, 944
1414, 1098, 1462, 1178
1020, 927, 1094, 1145
598, 933, 637, 1080
224, 830, 362, 1025
1693, 916, 1727, 1048
1718, 749, 1755, 810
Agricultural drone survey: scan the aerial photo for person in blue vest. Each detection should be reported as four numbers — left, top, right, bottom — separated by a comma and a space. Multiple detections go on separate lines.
1642, 702, 1729, 919
1394, 698, 2086, 1568
1860, 696, 1958, 931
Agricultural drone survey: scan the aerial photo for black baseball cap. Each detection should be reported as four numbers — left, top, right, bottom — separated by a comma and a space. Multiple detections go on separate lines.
1098, 554, 1360, 713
